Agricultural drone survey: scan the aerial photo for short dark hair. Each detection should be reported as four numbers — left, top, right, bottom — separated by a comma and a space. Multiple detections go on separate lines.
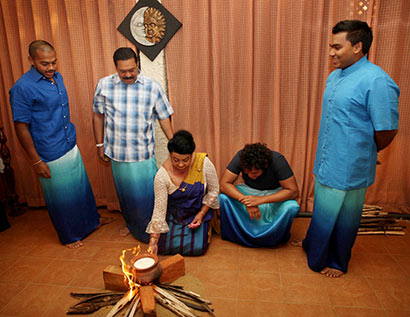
113, 47, 140, 66
239, 142, 273, 171
332, 20, 373, 55
29, 40, 54, 58
167, 130, 196, 155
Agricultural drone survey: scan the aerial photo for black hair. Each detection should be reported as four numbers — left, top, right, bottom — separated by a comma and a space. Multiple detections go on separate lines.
239, 142, 273, 171
167, 130, 196, 155
29, 40, 54, 58
113, 47, 140, 66
332, 20, 373, 55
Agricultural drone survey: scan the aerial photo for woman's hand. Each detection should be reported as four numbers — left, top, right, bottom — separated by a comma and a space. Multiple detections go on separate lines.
147, 234, 159, 255
239, 195, 264, 207
188, 211, 205, 229
246, 205, 261, 220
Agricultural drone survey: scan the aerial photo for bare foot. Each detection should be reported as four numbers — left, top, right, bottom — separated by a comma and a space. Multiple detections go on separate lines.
289, 238, 303, 247
320, 267, 344, 278
99, 216, 115, 226
65, 240, 84, 249
119, 227, 130, 237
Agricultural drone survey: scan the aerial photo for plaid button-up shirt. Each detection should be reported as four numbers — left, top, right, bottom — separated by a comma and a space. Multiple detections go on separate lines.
93, 72, 174, 162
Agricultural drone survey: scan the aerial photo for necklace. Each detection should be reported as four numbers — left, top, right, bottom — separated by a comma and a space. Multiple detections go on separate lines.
179, 183, 188, 192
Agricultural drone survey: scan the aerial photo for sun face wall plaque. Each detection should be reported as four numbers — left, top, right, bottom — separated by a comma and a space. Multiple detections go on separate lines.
118, 0, 182, 61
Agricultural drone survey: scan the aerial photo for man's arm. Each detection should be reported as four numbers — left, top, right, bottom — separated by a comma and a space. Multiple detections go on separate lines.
375, 130, 398, 152
92, 112, 109, 161
158, 115, 174, 140
14, 122, 51, 178
220, 169, 245, 200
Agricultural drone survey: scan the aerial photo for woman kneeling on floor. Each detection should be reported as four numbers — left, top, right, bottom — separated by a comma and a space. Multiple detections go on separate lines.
146, 130, 219, 256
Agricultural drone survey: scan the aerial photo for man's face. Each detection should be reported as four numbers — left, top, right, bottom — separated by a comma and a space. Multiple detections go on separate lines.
29, 48, 57, 80
243, 167, 263, 180
116, 58, 139, 85
329, 32, 362, 70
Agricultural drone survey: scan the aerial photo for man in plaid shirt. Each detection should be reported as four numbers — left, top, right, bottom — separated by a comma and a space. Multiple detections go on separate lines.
93, 47, 174, 242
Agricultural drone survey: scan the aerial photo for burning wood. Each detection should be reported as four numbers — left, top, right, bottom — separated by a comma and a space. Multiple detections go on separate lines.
67, 248, 213, 316
359, 205, 407, 236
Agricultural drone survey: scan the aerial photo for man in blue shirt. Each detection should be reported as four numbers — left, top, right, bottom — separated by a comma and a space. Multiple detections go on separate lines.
93, 47, 174, 243
299, 20, 399, 277
10, 40, 107, 249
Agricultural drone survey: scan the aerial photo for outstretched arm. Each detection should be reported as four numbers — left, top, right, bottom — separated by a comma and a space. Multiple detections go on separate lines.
14, 122, 50, 178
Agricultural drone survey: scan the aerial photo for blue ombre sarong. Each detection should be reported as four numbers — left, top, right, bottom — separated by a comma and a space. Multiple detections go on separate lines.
158, 153, 213, 256
220, 184, 300, 247
111, 156, 157, 243
39, 145, 100, 244
303, 180, 367, 273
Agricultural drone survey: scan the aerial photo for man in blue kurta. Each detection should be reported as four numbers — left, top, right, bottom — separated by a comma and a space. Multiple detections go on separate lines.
93, 47, 174, 243
301, 20, 399, 277
9, 40, 105, 248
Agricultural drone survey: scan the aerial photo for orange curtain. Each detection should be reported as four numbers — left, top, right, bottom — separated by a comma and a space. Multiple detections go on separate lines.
163, 0, 410, 213
0, 0, 409, 213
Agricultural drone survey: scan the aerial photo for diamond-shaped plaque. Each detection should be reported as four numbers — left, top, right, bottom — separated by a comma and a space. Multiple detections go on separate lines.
117, 0, 182, 61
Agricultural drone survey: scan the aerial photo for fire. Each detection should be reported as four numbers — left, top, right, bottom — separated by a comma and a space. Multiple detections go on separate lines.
119, 245, 141, 300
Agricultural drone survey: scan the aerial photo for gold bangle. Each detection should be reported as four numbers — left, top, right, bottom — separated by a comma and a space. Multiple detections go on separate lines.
33, 159, 42, 166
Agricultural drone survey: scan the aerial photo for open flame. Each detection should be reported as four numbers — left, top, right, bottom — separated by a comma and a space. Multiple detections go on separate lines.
119, 245, 141, 300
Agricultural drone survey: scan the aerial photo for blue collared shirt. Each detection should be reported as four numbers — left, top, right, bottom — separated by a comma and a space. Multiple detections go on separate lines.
314, 56, 399, 190
9, 67, 76, 162
93, 72, 174, 162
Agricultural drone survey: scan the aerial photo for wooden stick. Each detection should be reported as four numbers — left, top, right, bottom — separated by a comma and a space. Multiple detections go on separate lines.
154, 294, 199, 317
357, 231, 405, 235
106, 290, 135, 317
153, 286, 197, 317
157, 283, 212, 305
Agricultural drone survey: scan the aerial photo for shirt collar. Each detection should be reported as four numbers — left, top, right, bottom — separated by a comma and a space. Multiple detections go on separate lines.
113, 70, 143, 85
28, 66, 59, 82
341, 56, 368, 76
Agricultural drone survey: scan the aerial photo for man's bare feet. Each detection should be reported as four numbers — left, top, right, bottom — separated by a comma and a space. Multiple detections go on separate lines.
119, 227, 130, 237
320, 267, 344, 278
289, 238, 303, 247
99, 216, 115, 226
65, 240, 84, 249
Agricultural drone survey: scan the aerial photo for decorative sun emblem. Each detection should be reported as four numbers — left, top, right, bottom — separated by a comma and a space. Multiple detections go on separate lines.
118, 0, 182, 61
144, 7, 166, 44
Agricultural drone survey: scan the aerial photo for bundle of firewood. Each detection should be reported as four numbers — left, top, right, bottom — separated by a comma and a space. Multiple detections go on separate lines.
358, 204, 406, 236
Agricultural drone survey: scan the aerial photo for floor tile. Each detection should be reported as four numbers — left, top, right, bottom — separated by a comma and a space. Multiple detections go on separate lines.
0, 283, 66, 316
236, 271, 282, 301
237, 300, 285, 317
0, 281, 26, 311
281, 273, 330, 305
333, 306, 387, 316
367, 278, 410, 311
284, 303, 336, 316
238, 247, 279, 273
195, 268, 239, 299
0, 256, 50, 283
323, 276, 381, 308
32, 259, 87, 285
354, 253, 408, 279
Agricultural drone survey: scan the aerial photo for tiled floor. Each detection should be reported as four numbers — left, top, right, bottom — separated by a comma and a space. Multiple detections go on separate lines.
0, 208, 409, 316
